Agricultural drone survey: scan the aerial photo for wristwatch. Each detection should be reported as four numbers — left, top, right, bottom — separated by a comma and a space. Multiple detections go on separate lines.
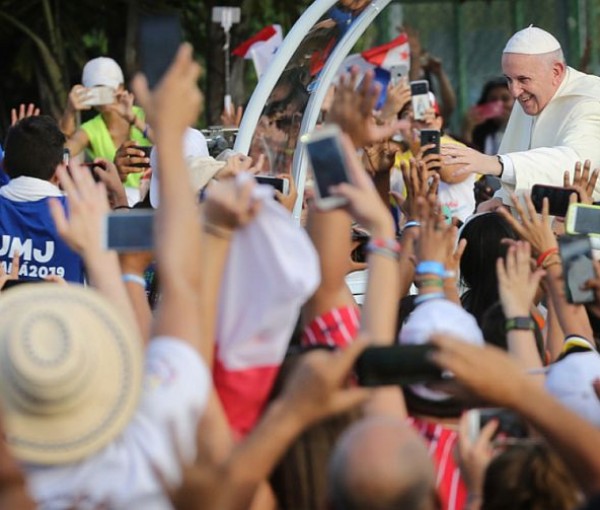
505, 316, 535, 332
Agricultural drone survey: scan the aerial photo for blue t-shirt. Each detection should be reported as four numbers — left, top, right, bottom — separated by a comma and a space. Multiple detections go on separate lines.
0, 196, 84, 283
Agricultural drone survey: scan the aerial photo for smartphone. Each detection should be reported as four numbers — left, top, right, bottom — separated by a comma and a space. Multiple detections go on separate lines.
420, 129, 440, 158
566, 203, 600, 237
130, 146, 153, 169
410, 80, 431, 121
82, 86, 115, 107
473, 101, 504, 121
355, 345, 443, 387
559, 234, 596, 304
390, 64, 409, 86
302, 125, 351, 210
138, 15, 182, 89
255, 175, 290, 195
531, 184, 579, 217
103, 210, 155, 252
466, 408, 528, 443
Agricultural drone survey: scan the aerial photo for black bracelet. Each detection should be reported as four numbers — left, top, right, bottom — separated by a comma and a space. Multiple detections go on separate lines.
505, 316, 535, 332
497, 155, 504, 178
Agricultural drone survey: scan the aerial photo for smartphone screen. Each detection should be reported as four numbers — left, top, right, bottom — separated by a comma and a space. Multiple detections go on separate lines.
105, 210, 155, 252
420, 129, 440, 158
468, 408, 528, 442
531, 185, 577, 217
572, 205, 600, 235
355, 345, 443, 387
138, 15, 182, 89
305, 133, 350, 201
410, 80, 430, 120
559, 234, 596, 304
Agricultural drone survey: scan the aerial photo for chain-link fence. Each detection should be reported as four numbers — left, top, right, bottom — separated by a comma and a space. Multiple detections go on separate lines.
371, 0, 600, 131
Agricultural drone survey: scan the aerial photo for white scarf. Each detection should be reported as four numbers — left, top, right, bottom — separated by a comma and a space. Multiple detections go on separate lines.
0, 176, 63, 202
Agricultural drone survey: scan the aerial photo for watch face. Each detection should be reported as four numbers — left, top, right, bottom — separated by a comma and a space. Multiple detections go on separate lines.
505, 317, 535, 331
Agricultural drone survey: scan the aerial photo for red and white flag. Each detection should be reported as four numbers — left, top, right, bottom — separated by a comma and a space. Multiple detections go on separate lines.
361, 33, 410, 70
232, 24, 283, 77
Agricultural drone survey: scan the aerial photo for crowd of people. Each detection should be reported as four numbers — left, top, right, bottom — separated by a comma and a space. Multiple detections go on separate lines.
1, 19, 600, 510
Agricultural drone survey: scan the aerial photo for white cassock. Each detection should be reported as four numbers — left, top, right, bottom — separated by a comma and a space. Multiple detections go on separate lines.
495, 66, 600, 203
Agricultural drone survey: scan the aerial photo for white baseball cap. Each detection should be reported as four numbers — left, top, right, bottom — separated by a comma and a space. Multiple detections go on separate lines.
399, 299, 484, 401
503, 25, 561, 55
82, 57, 124, 90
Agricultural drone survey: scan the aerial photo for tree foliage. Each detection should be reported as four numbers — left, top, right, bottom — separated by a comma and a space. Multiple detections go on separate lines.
0, 0, 311, 138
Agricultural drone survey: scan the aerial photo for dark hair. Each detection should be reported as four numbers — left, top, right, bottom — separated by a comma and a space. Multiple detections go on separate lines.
3, 116, 65, 181
460, 213, 519, 325
477, 77, 509, 105
482, 442, 580, 510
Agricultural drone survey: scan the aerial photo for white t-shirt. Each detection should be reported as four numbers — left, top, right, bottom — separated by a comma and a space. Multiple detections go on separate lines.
26, 337, 211, 510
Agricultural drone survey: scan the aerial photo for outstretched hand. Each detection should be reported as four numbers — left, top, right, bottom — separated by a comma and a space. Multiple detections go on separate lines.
497, 193, 557, 257
497, 241, 545, 318
10, 103, 40, 126
49, 165, 110, 257
563, 160, 599, 205
442, 144, 502, 177
391, 158, 439, 222
328, 67, 407, 148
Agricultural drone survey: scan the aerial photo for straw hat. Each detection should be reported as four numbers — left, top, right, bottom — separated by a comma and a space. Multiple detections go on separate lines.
0, 284, 142, 465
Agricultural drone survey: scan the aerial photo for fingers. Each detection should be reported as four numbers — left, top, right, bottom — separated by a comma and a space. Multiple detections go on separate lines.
10, 108, 17, 126
9, 252, 20, 279
48, 197, 69, 240
563, 170, 571, 189
454, 238, 468, 262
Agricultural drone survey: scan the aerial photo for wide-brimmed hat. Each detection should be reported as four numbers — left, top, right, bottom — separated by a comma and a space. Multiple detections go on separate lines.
0, 284, 142, 465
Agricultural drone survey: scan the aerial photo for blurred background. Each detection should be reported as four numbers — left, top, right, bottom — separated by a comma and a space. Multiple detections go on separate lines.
0, 0, 598, 138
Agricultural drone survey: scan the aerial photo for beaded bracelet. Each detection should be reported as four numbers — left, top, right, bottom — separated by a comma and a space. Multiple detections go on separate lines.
366, 238, 402, 261
415, 277, 444, 289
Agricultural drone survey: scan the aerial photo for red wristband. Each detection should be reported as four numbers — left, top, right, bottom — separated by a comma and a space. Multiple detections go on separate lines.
536, 247, 559, 268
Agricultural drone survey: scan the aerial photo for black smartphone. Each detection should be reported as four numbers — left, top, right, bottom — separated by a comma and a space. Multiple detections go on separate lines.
355, 345, 443, 387
138, 15, 182, 89
103, 210, 155, 252
303, 125, 351, 210
531, 184, 579, 217
130, 146, 153, 169
420, 129, 440, 158
559, 234, 596, 304
467, 408, 528, 442
255, 175, 289, 195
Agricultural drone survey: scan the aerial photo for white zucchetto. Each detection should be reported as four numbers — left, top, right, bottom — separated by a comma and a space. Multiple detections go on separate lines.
503, 25, 561, 55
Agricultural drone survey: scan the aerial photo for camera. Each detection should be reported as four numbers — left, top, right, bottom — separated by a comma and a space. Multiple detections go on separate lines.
201, 126, 238, 158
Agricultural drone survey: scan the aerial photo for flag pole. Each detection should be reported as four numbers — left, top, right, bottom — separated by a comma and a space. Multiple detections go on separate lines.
212, 6, 241, 116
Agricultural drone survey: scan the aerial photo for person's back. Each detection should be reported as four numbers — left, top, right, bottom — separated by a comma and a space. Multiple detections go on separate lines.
0, 116, 84, 283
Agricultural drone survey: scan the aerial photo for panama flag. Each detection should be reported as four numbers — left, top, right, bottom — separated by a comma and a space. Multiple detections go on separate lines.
361, 33, 410, 70
232, 24, 283, 77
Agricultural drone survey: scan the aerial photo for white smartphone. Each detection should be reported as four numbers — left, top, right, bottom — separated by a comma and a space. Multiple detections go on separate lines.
390, 64, 409, 86
566, 203, 600, 237
82, 86, 116, 107
410, 80, 431, 121
103, 210, 154, 252
255, 175, 290, 195
302, 125, 351, 210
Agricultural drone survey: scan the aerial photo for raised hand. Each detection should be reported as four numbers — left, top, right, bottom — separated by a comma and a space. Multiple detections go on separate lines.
0, 252, 20, 290
220, 102, 244, 128
203, 177, 262, 234
328, 133, 395, 236
328, 67, 405, 148
497, 241, 545, 318
89, 158, 128, 209
132, 43, 203, 137
415, 195, 451, 264
274, 173, 298, 213
497, 194, 557, 257
49, 165, 110, 257
563, 160, 599, 205
379, 80, 411, 121
391, 158, 439, 222
66, 85, 92, 112
10, 103, 40, 126
442, 144, 502, 177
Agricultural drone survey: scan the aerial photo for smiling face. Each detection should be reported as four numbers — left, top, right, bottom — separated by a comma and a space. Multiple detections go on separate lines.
501, 52, 565, 116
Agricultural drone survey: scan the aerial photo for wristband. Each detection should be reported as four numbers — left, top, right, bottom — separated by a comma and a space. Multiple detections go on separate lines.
505, 317, 535, 332
366, 238, 402, 261
536, 247, 559, 268
402, 221, 421, 233
204, 222, 233, 240
414, 292, 445, 306
122, 273, 146, 287
416, 261, 446, 278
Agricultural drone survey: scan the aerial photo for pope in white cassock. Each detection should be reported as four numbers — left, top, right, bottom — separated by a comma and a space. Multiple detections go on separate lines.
443, 26, 600, 210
